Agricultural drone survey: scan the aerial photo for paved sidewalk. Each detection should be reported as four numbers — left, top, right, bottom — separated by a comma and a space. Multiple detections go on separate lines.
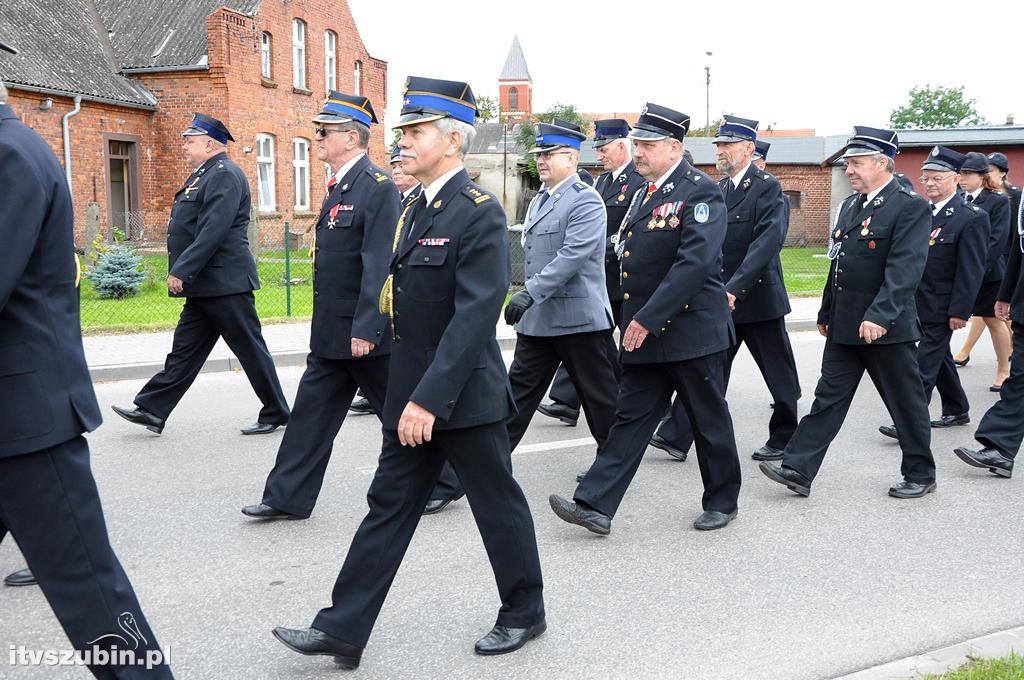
86, 296, 823, 382
833, 625, 1024, 679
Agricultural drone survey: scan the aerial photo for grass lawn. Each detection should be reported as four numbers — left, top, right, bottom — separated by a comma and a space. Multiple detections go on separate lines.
80, 247, 830, 334
923, 652, 1024, 679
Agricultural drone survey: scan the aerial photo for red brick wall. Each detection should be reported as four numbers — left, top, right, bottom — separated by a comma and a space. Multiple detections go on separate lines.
695, 163, 833, 246
5, 0, 387, 248
499, 80, 532, 122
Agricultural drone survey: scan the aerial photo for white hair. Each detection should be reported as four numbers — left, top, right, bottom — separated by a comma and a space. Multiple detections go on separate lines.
434, 117, 476, 157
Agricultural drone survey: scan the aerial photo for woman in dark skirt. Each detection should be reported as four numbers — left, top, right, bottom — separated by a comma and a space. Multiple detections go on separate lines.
953, 152, 1012, 391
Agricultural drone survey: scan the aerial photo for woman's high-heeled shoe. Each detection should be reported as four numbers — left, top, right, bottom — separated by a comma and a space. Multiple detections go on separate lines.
953, 355, 970, 367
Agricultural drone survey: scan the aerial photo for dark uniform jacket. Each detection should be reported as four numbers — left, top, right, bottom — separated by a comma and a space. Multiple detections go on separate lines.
167, 151, 259, 297
1005, 184, 1021, 263
916, 194, 990, 323
0, 104, 101, 457
596, 161, 647, 302
310, 155, 399, 359
998, 217, 1024, 324
382, 168, 514, 430
818, 178, 930, 345
617, 159, 734, 364
719, 164, 792, 325
970, 188, 1009, 283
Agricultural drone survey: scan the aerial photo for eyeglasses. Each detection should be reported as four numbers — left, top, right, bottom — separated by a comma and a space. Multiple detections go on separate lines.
314, 127, 348, 139
535, 150, 574, 161
919, 174, 955, 185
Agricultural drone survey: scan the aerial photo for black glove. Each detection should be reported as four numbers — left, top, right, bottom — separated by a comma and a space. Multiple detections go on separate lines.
504, 289, 534, 325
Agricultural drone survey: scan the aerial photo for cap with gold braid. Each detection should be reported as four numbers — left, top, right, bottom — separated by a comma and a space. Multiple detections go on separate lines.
313, 91, 378, 126
395, 76, 478, 128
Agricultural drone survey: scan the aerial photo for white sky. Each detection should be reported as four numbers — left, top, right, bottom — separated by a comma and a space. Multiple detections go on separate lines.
350, 0, 1023, 137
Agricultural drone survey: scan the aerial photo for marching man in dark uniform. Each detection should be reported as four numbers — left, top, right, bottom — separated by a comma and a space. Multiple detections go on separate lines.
954, 178, 1024, 478
272, 77, 546, 669
538, 119, 646, 426
242, 93, 399, 521
112, 113, 289, 436
760, 126, 937, 499
654, 115, 800, 462
878, 147, 989, 439
549, 103, 743, 534
0, 72, 172, 677
348, 145, 421, 418
753, 140, 770, 171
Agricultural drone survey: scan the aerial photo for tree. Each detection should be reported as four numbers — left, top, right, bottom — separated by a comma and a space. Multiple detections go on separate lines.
476, 96, 498, 123
685, 119, 721, 138
86, 246, 146, 299
513, 103, 591, 179
889, 85, 986, 129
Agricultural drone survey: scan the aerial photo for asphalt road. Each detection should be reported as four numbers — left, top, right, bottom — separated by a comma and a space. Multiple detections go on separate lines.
3, 330, 1022, 680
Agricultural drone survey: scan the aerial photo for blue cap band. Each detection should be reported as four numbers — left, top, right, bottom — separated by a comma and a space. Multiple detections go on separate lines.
404, 93, 476, 125
190, 118, 229, 144
323, 99, 373, 126
535, 133, 582, 149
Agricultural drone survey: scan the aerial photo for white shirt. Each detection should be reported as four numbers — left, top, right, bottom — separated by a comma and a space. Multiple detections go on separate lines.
611, 160, 632, 183
965, 187, 983, 201
329, 152, 366, 186
931, 193, 956, 216
862, 177, 894, 207
422, 165, 465, 205
730, 162, 753, 189
652, 159, 683, 190
402, 184, 420, 201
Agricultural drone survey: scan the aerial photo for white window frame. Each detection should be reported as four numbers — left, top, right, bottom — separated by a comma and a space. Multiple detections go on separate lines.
255, 134, 276, 211
292, 19, 306, 88
324, 30, 337, 92
260, 32, 272, 79
353, 60, 362, 96
292, 138, 310, 210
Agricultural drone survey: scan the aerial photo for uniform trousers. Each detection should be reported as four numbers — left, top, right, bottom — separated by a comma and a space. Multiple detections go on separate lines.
262, 353, 388, 518
917, 322, 970, 416
0, 437, 172, 679
975, 322, 1024, 458
311, 424, 545, 648
657, 317, 800, 451
548, 300, 623, 408
782, 340, 935, 483
134, 293, 289, 425
574, 351, 742, 518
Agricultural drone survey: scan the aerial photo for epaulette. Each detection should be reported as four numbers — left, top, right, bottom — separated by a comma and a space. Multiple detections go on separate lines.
571, 181, 587, 192
368, 168, 389, 183
683, 169, 701, 185
898, 185, 917, 197
970, 205, 981, 212
462, 184, 492, 205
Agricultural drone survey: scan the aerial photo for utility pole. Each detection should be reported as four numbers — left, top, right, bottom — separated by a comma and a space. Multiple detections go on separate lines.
705, 51, 712, 135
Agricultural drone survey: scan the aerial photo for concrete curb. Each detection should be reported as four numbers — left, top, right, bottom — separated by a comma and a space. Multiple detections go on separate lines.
89, 319, 818, 383
832, 625, 1024, 679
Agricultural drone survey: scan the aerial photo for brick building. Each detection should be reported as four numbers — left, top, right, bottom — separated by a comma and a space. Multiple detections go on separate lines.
0, 0, 387, 247
498, 36, 532, 123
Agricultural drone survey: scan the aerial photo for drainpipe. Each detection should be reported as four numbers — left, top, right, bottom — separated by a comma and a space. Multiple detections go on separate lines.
62, 96, 82, 191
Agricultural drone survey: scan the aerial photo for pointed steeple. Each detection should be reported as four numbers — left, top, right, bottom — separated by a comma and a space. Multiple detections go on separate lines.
499, 36, 532, 83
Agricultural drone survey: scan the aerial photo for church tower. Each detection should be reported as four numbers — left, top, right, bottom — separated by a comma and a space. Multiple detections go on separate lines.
498, 36, 532, 123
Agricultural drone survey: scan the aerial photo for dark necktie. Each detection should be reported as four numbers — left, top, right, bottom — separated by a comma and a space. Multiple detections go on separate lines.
965, 193, 975, 203
535, 190, 550, 213
404, 192, 427, 241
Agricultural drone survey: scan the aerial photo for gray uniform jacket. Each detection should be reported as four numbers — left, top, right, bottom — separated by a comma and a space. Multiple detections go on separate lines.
518, 177, 614, 336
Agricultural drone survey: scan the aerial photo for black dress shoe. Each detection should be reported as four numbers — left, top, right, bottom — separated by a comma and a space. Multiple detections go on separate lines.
241, 503, 303, 520
536, 401, 579, 426
474, 619, 546, 655
990, 384, 1003, 393
954, 447, 1014, 478
758, 462, 811, 496
693, 510, 737, 531
888, 480, 936, 498
347, 398, 374, 415
4, 568, 36, 587
931, 413, 969, 428
751, 444, 784, 461
548, 495, 610, 535
272, 627, 362, 669
878, 424, 899, 440
111, 405, 165, 434
649, 434, 688, 461
240, 422, 282, 435
953, 355, 970, 367
423, 498, 455, 515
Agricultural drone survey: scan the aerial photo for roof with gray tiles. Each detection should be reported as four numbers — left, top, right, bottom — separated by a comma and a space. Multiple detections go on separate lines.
0, 0, 157, 106
499, 36, 531, 82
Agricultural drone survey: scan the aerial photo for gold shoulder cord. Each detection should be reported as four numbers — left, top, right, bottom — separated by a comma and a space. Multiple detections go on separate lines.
74, 253, 82, 288
378, 200, 417, 323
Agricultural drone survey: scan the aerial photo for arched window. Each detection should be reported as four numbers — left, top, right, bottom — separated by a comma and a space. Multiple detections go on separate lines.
260, 32, 272, 79
508, 86, 519, 111
324, 31, 337, 92
292, 19, 306, 88
353, 60, 362, 96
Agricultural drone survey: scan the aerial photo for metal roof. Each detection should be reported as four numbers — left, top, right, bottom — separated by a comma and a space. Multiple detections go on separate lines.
499, 36, 532, 82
